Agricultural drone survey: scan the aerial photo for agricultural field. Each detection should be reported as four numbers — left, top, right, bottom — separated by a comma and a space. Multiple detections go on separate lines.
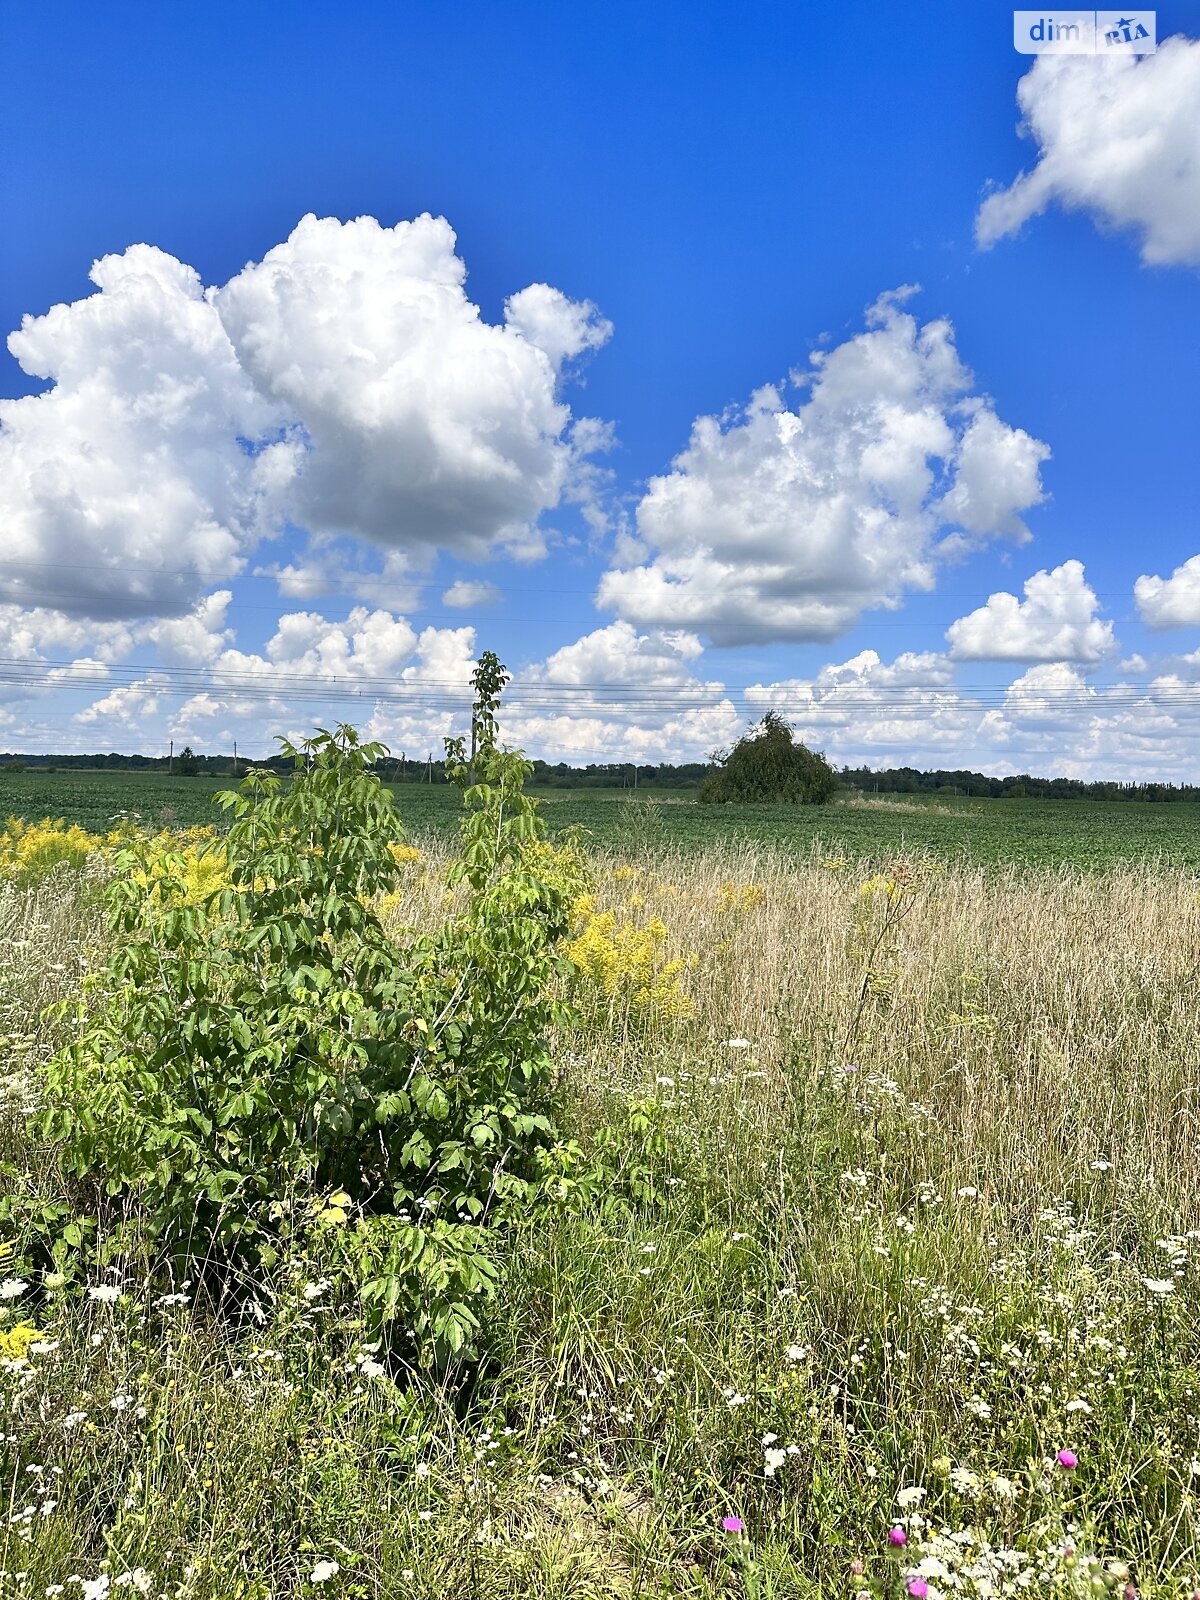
3, 741, 1200, 1597
4, 766, 1200, 868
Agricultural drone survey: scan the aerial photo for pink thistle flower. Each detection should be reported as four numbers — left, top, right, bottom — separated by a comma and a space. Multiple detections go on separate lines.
721, 1516, 744, 1534
907, 1581, 929, 1599
1056, 1449, 1078, 1470
888, 1526, 907, 1547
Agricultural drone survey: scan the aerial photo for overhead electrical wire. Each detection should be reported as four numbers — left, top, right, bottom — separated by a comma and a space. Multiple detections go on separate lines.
1, 654, 1198, 718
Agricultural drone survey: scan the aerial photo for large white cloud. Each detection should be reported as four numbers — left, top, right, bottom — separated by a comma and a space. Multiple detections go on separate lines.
1134, 555, 1200, 627
0, 246, 298, 620
0, 215, 612, 627
214, 213, 611, 560
976, 36, 1200, 266
946, 560, 1115, 663
599, 289, 1048, 645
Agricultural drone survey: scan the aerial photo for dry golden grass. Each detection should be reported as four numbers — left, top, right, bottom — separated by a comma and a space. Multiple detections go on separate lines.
569, 844, 1200, 1237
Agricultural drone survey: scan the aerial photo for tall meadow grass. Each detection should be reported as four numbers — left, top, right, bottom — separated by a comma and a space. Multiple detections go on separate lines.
3, 840, 1200, 1597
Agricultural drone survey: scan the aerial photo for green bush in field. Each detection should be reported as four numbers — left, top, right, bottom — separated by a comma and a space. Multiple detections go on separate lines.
700, 709, 837, 805
33, 657, 574, 1359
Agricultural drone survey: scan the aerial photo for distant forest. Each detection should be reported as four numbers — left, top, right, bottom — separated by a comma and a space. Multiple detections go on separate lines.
3, 750, 1200, 802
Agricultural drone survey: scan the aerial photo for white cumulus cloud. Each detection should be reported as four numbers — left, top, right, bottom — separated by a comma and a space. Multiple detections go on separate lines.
976, 36, 1200, 266
1135, 554, 1200, 627
502, 621, 738, 763
599, 289, 1048, 645
0, 245, 297, 620
946, 560, 1115, 663
214, 213, 612, 561
0, 215, 612, 627
441, 579, 502, 609
145, 591, 235, 667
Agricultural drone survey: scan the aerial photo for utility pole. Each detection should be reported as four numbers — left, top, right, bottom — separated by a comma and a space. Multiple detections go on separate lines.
168, 739, 173, 775
426, 750, 433, 783
232, 739, 238, 778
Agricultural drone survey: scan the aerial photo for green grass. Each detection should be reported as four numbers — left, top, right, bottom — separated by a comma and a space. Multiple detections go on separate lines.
5, 768, 1200, 868
6, 827, 1200, 1595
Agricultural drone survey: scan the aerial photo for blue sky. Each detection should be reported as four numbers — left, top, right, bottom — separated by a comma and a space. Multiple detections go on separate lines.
1, 0, 1199, 774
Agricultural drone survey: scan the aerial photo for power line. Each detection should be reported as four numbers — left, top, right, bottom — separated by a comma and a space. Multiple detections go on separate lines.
2, 654, 1200, 719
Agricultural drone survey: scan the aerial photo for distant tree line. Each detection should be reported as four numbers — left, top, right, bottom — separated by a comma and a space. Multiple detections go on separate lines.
839, 765, 1200, 803
0, 750, 709, 788
3, 750, 1199, 802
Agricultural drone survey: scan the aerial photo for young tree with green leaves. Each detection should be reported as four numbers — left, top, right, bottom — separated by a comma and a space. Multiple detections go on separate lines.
28, 660, 582, 1360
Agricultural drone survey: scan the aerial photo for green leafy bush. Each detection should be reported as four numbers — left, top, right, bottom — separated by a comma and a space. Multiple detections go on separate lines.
700, 709, 837, 805
34, 658, 575, 1358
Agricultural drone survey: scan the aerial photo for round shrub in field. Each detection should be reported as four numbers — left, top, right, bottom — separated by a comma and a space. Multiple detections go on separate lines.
699, 710, 837, 805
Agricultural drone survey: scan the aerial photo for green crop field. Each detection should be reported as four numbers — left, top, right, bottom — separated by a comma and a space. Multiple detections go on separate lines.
3, 766, 1200, 868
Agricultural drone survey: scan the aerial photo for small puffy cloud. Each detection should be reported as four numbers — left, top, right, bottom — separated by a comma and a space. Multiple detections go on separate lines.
503, 284, 613, 369
600, 290, 1047, 645
145, 591, 234, 666
1135, 554, 1200, 627
215, 213, 611, 560
174, 692, 224, 720
946, 560, 1115, 663
935, 410, 1048, 539
530, 620, 704, 687
441, 579, 502, 609
218, 606, 422, 682
976, 36, 1200, 266
75, 676, 168, 726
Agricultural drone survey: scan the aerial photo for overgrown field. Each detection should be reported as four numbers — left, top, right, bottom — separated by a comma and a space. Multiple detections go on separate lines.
4, 768, 1200, 868
3, 747, 1200, 1597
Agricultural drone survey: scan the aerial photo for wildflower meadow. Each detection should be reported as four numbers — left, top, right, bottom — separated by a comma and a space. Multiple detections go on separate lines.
3, 676, 1200, 1598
